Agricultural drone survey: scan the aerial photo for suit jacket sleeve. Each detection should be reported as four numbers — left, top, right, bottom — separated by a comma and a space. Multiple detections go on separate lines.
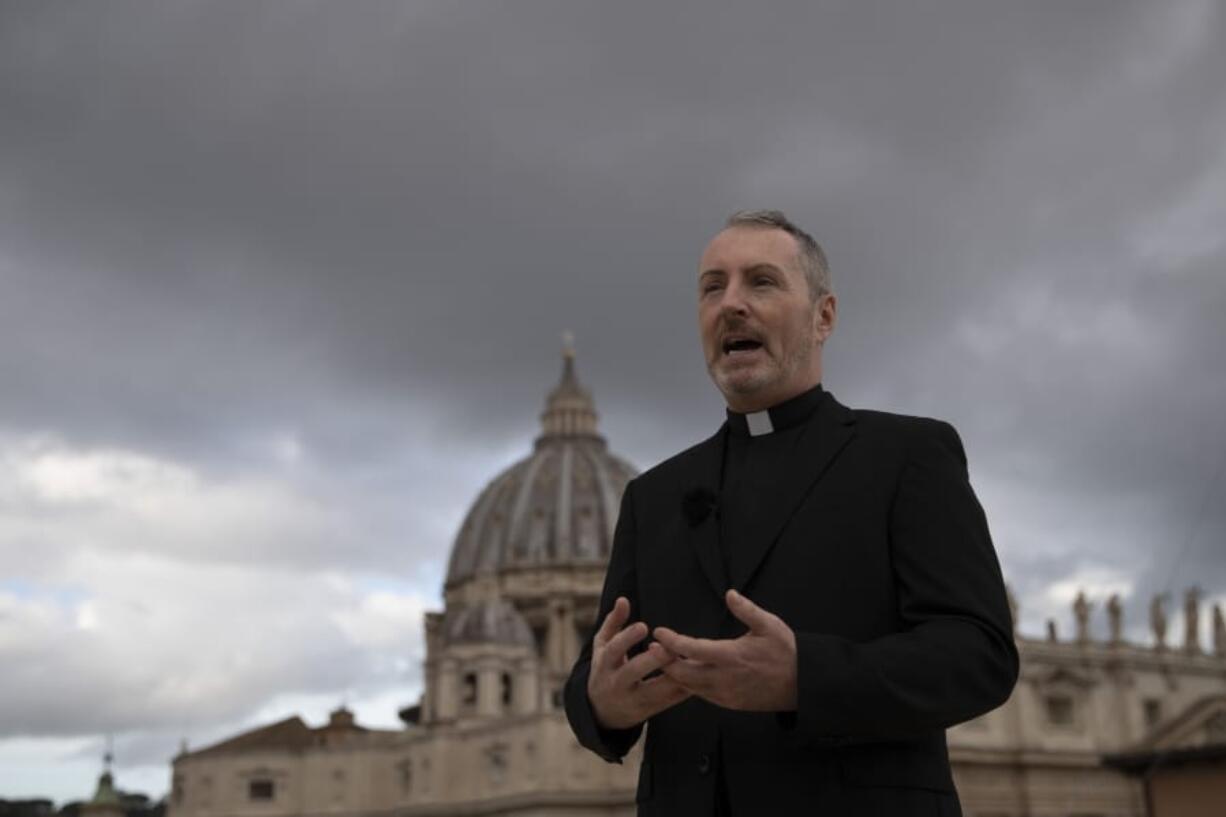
564, 478, 645, 762
786, 419, 1019, 743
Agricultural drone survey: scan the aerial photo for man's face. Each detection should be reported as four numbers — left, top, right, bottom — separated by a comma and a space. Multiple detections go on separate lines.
697, 226, 835, 412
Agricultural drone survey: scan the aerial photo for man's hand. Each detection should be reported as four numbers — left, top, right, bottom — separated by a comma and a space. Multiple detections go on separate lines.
588, 596, 691, 730
654, 589, 798, 712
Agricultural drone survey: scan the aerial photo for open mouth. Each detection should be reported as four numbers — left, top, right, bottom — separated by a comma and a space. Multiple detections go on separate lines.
722, 336, 764, 356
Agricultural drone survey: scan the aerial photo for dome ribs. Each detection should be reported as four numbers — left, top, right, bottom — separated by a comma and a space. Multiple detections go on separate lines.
443, 348, 640, 594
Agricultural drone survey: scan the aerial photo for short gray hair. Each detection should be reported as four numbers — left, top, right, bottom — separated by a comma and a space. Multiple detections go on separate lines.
725, 209, 832, 301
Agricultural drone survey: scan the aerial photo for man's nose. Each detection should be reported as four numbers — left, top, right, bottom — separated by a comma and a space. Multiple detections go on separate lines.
718, 279, 750, 316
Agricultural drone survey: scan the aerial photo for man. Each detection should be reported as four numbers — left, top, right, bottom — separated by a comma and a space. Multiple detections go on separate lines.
564, 210, 1018, 815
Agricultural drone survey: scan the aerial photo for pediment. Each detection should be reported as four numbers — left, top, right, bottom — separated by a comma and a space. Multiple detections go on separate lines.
1143, 695, 1226, 752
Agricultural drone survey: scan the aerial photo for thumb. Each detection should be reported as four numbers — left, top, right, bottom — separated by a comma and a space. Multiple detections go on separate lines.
726, 589, 773, 633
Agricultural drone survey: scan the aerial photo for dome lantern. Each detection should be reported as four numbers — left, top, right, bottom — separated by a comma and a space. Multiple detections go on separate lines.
536, 333, 603, 447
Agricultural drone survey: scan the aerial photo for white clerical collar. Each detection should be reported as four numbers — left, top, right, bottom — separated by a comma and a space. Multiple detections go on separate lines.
725, 383, 825, 438
745, 410, 774, 437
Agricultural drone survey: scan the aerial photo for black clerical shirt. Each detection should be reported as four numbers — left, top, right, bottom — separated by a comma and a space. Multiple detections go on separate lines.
712, 382, 825, 816
719, 383, 825, 589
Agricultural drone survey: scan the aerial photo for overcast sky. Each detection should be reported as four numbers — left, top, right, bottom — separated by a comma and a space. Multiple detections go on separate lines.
2, 0, 1224, 803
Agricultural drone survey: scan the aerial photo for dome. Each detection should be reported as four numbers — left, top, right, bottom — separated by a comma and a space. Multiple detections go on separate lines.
445, 345, 638, 590
444, 598, 535, 648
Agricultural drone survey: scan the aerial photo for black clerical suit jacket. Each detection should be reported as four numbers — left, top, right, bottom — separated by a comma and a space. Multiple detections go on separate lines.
564, 389, 1019, 816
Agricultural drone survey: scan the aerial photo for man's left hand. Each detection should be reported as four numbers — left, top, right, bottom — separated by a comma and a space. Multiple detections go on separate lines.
653, 589, 798, 712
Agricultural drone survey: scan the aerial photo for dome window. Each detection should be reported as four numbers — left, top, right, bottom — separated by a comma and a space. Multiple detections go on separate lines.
462, 673, 477, 708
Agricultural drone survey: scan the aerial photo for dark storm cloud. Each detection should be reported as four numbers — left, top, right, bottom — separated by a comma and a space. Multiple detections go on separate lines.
2, 0, 1225, 797
4, 1, 1215, 444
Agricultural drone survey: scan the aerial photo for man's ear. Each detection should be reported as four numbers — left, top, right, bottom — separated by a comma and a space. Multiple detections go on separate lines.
814, 293, 837, 342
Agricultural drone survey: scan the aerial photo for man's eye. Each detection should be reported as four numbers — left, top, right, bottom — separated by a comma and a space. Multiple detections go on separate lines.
753, 277, 775, 287
702, 283, 723, 294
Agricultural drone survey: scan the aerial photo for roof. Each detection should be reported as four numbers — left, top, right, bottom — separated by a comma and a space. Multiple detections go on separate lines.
187, 716, 317, 757
182, 708, 376, 759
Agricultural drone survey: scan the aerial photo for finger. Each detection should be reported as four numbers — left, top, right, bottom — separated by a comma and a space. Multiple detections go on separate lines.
602, 621, 649, 665
638, 672, 688, 694
646, 639, 681, 665
657, 660, 734, 709
726, 589, 775, 633
658, 657, 719, 693
637, 674, 692, 714
617, 641, 678, 685
653, 627, 737, 664
594, 597, 630, 648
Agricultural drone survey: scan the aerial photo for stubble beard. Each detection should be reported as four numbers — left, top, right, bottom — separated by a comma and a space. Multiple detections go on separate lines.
711, 357, 775, 397
709, 323, 817, 404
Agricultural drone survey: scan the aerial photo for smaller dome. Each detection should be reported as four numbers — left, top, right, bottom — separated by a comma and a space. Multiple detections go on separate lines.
327, 706, 356, 729
444, 599, 534, 648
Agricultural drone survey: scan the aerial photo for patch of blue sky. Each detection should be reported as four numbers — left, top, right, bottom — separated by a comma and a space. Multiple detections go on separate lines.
0, 578, 89, 606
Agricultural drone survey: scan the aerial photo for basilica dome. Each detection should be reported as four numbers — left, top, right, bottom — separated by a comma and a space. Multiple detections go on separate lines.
444, 348, 638, 591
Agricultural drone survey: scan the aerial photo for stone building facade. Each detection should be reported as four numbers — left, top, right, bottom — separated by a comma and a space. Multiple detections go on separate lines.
950, 620, 1226, 815
168, 351, 1226, 817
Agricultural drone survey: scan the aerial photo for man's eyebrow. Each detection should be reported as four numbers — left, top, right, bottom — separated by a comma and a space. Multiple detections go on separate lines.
698, 263, 785, 281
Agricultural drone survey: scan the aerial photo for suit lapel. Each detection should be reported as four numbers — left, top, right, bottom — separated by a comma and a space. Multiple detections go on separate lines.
677, 425, 730, 602
728, 391, 857, 592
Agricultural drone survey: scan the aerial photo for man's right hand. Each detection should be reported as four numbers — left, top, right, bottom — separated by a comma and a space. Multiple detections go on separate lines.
588, 596, 691, 730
